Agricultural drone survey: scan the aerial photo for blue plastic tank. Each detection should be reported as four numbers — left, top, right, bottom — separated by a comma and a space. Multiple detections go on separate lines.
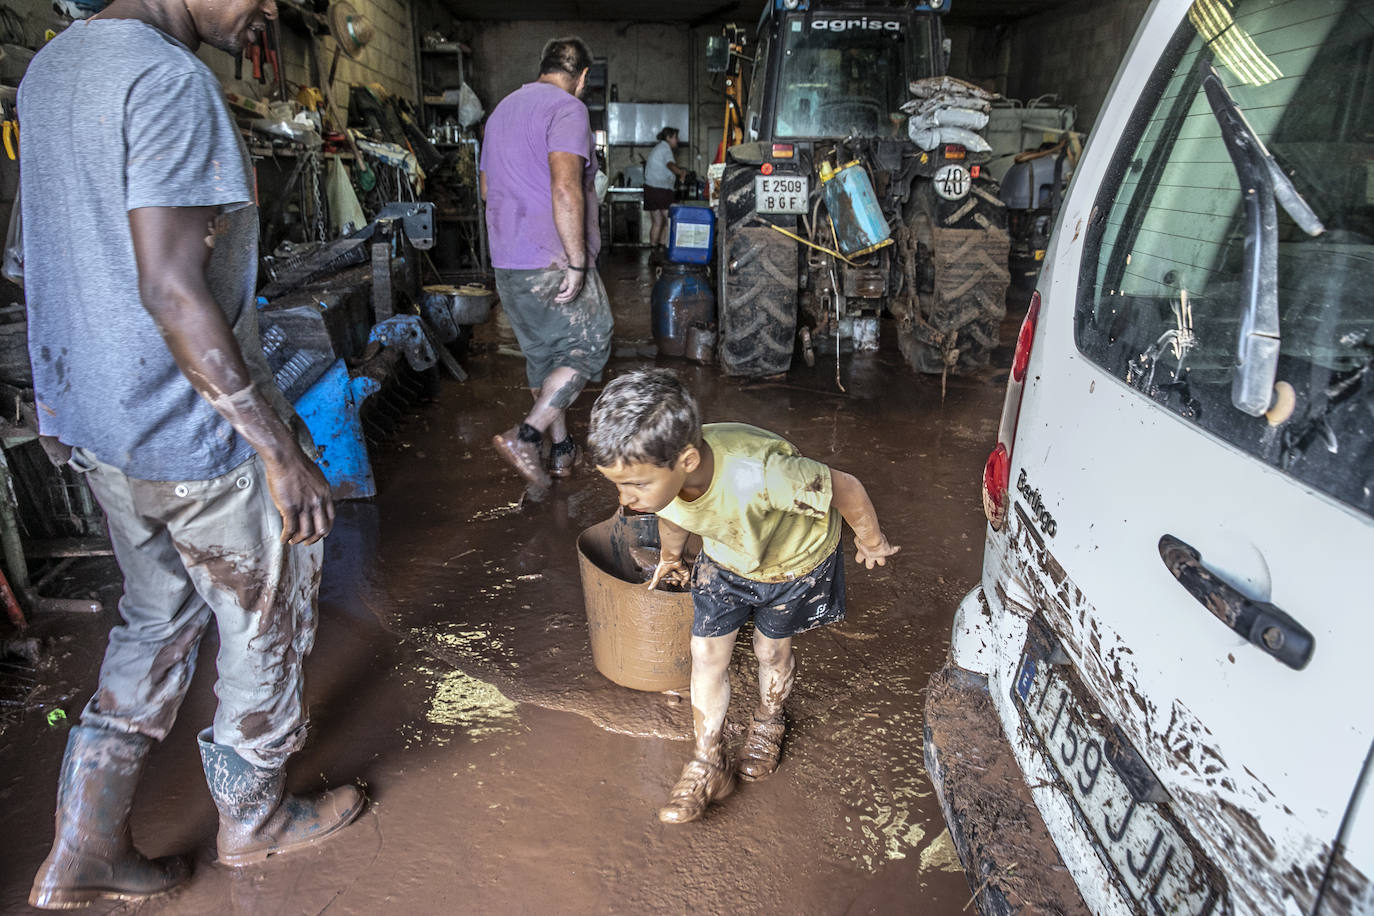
821, 161, 892, 257
667, 203, 715, 265
651, 263, 716, 357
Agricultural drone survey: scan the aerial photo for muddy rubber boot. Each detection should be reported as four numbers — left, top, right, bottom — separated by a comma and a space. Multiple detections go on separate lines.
197, 729, 365, 866
737, 711, 786, 782
657, 745, 735, 825
492, 425, 552, 489
548, 438, 579, 479
29, 725, 191, 910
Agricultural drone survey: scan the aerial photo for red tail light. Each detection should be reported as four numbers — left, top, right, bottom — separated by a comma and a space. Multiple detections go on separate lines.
944, 144, 966, 160
982, 444, 1010, 530
771, 143, 794, 159
983, 291, 1042, 530
1012, 291, 1041, 382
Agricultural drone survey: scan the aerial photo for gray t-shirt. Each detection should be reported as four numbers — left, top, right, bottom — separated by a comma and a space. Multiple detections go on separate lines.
19, 19, 287, 481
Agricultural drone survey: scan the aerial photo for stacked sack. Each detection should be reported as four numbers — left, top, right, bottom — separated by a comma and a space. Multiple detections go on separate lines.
902, 76, 994, 153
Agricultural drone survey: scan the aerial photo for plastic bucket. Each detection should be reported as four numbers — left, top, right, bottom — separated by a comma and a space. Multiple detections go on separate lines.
577, 514, 694, 692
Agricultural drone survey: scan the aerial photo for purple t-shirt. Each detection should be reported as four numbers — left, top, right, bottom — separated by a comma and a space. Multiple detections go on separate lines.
481, 81, 600, 270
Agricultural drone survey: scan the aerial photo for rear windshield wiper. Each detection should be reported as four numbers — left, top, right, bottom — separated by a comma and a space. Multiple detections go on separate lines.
1199, 59, 1324, 417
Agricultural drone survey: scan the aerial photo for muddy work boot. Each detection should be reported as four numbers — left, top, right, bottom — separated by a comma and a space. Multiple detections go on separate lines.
548, 437, 579, 479
492, 424, 552, 489
737, 711, 786, 782
29, 725, 191, 910
657, 746, 735, 825
197, 729, 364, 866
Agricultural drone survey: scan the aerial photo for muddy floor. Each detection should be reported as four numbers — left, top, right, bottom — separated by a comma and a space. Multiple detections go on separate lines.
0, 249, 1027, 915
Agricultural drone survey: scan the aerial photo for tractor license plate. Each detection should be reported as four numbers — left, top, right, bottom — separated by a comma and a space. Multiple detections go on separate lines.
1014, 652, 1224, 914
755, 175, 808, 214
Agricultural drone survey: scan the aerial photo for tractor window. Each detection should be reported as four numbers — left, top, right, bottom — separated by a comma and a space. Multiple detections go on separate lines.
774, 14, 927, 139
744, 29, 771, 141
1077, 0, 1374, 518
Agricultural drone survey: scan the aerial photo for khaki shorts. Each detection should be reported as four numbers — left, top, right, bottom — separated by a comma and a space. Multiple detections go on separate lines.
495, 266, 614, 388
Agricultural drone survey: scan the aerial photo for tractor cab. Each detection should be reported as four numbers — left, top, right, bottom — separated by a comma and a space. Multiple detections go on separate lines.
744, 2, 948, 145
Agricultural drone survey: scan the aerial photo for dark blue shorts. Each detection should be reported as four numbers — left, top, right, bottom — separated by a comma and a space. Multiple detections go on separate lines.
690, 545, 846, 639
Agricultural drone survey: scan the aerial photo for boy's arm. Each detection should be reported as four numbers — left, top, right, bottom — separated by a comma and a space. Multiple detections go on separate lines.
830, 469, 900, 570
647, 515, 692, 590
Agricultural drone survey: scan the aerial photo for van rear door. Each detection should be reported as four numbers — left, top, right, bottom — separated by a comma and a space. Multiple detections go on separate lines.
1010, 0, 1374, 912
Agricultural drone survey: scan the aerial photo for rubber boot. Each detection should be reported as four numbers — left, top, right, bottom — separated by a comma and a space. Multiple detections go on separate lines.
29, 725, 190, 910
197, 728, 364, 866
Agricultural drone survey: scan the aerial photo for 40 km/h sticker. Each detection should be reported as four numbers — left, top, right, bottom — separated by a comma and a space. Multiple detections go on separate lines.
934, 164, 971, 201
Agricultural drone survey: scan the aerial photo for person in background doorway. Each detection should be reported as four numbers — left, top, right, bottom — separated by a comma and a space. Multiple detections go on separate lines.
19, 0, 363, 907
588, 369, 900, 824
645, 126, 687, 261
482, 36, 613, 491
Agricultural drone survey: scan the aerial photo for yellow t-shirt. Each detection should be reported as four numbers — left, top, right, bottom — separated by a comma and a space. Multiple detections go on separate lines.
656, 423, 841, 582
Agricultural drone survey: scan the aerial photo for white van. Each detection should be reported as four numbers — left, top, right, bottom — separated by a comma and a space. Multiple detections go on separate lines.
924, 1, 1374, 914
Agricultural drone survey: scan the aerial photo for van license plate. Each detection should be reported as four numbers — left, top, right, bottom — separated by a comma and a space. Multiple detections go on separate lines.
1015, 654, 1223, 914
755, 175, 808, 214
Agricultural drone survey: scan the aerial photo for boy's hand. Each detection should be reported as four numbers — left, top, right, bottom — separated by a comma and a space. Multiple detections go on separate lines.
855, 534, 900, 570
647, 557, 690, 590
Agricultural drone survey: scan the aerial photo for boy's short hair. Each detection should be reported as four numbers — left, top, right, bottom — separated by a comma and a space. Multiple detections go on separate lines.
588, 369, 701, 468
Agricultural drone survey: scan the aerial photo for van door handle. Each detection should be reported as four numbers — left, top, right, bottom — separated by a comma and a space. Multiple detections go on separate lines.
1158, 535, 1314, 670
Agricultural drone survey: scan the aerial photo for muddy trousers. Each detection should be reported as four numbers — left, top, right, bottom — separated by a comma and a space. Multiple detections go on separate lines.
72, 449, 323, 770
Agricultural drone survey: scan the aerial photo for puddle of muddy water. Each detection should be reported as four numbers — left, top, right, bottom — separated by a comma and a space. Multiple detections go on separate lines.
401, 661, 521, 748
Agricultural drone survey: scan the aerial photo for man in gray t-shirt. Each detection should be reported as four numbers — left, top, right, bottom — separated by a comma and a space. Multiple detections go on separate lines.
20, 0, 361, 908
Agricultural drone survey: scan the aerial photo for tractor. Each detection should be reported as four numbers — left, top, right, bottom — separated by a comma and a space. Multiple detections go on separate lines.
709, 0, 1010, 378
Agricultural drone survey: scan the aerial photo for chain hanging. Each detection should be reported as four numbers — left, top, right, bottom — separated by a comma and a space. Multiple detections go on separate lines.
304, 148, 327, 243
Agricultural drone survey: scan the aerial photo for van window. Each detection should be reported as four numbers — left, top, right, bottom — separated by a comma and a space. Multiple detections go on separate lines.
1077, 0, 1374, 519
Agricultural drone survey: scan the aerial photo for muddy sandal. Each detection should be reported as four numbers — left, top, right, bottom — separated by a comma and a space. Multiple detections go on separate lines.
738, 712, 786, 782
657, 754, 736, 824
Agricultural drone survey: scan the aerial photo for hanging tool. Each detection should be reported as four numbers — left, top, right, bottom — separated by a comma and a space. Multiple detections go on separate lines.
1, 99, 17, 162
264, 22, 285, 102
248, 37, 264, 84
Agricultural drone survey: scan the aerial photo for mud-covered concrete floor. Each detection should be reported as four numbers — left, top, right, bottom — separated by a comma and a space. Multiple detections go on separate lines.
0, 249, 1025, 914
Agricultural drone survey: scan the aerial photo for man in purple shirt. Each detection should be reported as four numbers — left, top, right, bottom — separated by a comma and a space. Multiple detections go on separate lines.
481, 37, 613, 491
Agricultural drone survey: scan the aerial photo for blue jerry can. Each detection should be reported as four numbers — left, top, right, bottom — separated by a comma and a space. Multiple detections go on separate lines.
667, 203, 715, 265
821, 161, 892, 258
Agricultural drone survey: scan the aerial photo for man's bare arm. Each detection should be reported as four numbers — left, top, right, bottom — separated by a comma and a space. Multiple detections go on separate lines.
128, 205, 333, 545
830, 469, 900, 569
549, 150, 588, 303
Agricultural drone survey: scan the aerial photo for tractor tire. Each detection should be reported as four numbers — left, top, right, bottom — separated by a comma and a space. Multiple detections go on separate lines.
717, 165, 799, 378
900, 180, 1011, 375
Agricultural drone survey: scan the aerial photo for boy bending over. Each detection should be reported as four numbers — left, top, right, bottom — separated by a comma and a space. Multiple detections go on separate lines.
588, 369, 899, 824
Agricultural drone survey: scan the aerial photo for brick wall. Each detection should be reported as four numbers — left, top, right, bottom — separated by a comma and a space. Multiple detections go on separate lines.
322, 0, 418, 101
1004, 0, 1151, 131
197, 0, 419, 104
